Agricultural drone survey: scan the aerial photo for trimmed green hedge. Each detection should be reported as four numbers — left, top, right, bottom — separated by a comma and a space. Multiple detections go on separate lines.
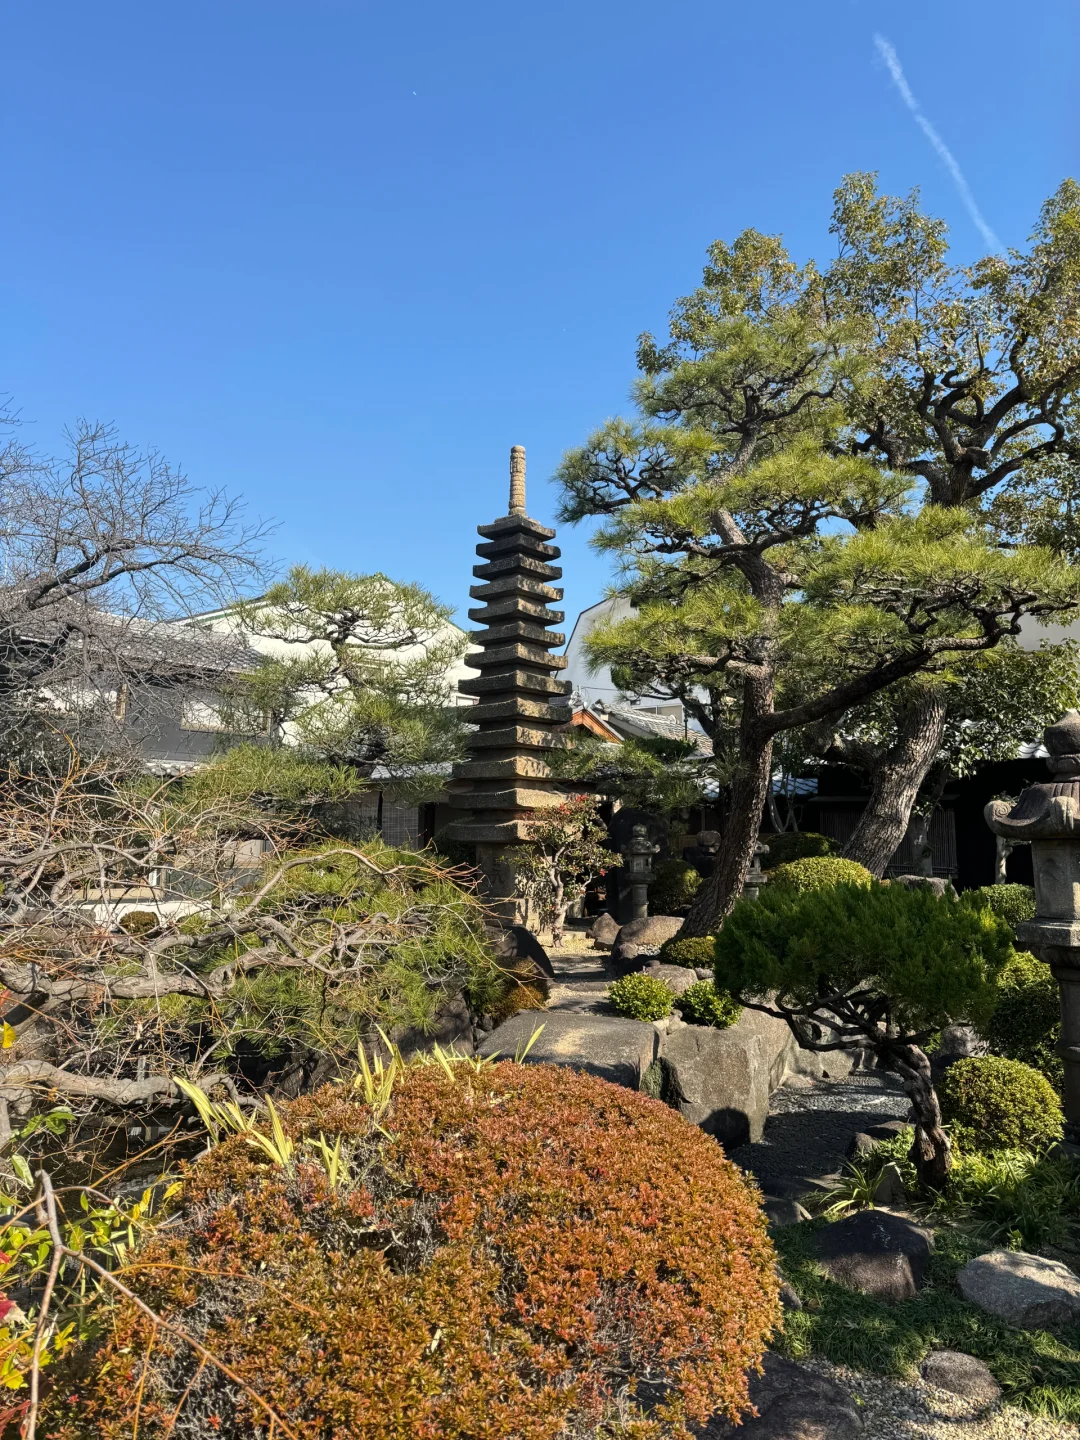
768, 856, 874, 893
986, 950, 1062, 1090
760, 831, 835, 870
964, 883, 1036, 928
607, 973, 674, 1021
939, 1056, 1063, 1153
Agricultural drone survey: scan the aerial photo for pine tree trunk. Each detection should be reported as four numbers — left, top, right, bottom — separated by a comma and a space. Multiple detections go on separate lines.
886, 1042, 952, 1189
682, 673, 774, 938
841, 690, 948, 878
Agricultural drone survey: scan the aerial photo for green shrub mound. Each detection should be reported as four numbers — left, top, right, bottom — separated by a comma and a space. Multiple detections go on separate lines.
48, 1064, 780, 1439
760, 831, 835, 870
608, 972, 674, 1021
964, 883, 1037, 927
648, 858, 702, 914
987, 950, 1062, 1090
768, 856, 874, 893
939, 1055, 1064, 1154
717, 882, 1012, 1041
674, 980, 742, 1029
660, 934, 716, 968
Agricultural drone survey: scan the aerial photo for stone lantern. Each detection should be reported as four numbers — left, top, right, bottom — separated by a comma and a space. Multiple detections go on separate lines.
985, 710, 1080, 1146
622, 823, 659, 922
742, 840, 770, 901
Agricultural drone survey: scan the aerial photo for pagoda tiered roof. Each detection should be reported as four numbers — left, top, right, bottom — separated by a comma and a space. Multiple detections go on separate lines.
447, 447, 571, 844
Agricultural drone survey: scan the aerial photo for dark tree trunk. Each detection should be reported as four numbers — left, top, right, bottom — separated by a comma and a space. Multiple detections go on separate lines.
682, 672, 773, 937
841, 690, 948, 878
886, 1042, 952, 1189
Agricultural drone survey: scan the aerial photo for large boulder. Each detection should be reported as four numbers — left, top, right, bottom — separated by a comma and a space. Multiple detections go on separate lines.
703, 1353, 862, 1439
643, 961, 698, 995
957, 1249, 1080, 1329
920, 1350, 1001, 1405
477, 1011, 657, 1090
589, 912, 620, 948
734, 1005, 800, 1091
611, 915, 683, 972
494, 925, 555, 980
656, 1022, 770, 1146
808, 1210, 932, 1301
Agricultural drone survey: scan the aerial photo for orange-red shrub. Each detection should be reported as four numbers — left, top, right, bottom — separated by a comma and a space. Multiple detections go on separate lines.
47, 1063, 778, 1440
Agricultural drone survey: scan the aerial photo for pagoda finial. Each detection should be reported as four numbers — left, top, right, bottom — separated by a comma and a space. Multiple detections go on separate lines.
509, 445, 526, 515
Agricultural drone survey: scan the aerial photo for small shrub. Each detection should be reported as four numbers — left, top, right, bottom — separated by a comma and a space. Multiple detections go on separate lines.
768, 856, 875, 893
50, 1064, 780, 1439
118, 909, 159, 936
648, 858, 702, 914
964, 883, 1037, 927
674, 980, 742, 1029
660, 934, 716, 968
760, 831, 834, 870
939, 1056, 1063, 1154
987, 950, 1062, 1090
608, 972, 674, 1021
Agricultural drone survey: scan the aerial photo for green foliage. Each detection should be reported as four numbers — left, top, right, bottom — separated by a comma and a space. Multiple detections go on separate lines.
649, 858, 702, 914
224, 565, 469, 797
768, 855, 874, 893
553, 174, 1080, 934
759, 831, 834, 870
939, 1056, 1063, 1154
659, 934, 715, 968
717, 881, 1012, 1047
183, 741, 366, 806
673, 980, 741, 1029
549, 731, 712, 815
932, 1146, 1080, 1252
774, 1221, 1080, 1418
987, 949, 1062, 1090
513, 795, 614, 935
965, 882, 1037, 927
607, 972, 674, 1021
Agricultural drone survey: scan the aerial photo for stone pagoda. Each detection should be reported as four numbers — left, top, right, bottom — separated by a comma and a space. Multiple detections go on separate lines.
447, 445, 571, 923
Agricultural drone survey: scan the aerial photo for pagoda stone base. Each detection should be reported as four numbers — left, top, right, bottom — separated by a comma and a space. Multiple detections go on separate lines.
476, 843, 535, 929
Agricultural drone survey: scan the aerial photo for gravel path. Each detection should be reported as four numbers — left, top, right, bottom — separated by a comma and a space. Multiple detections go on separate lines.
730, 1071, 912, 1196
805, 1358, 1080, 1440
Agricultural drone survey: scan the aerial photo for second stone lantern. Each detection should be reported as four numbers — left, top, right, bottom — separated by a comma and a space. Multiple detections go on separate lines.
985, 710, 1080, 1149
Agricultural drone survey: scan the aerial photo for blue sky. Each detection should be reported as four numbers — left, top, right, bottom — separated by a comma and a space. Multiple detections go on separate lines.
3, 1, 1078, 631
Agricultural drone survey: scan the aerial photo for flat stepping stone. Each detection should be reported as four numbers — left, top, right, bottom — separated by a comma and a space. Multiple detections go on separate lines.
921, 1349, 1001, 1404
957, 1249, 1080, 1329
703, 1353, 861, 1438
477, 1010, 657, 1090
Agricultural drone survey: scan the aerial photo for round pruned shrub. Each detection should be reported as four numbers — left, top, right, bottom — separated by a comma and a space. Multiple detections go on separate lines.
608, 971, 674, 1021
648, 858, 702, 914
50, 1064, 780, 1440
964, 882, 1037, 928
986, 949, 1062, 1090
759, 831, 835, 870
674, 980, 742, 1029
660, 934, 716, 968
767, 856, 874, 893
939, 1055, 1064, 1154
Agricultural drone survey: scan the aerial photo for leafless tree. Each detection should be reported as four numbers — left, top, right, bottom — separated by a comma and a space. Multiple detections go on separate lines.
0, 407, 271, 763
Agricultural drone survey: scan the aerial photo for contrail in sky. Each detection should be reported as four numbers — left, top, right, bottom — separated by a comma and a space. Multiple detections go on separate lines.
873, 34, 1003, 255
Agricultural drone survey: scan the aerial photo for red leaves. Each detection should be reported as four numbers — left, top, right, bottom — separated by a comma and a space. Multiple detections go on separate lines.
45, 1067, 779, 1440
